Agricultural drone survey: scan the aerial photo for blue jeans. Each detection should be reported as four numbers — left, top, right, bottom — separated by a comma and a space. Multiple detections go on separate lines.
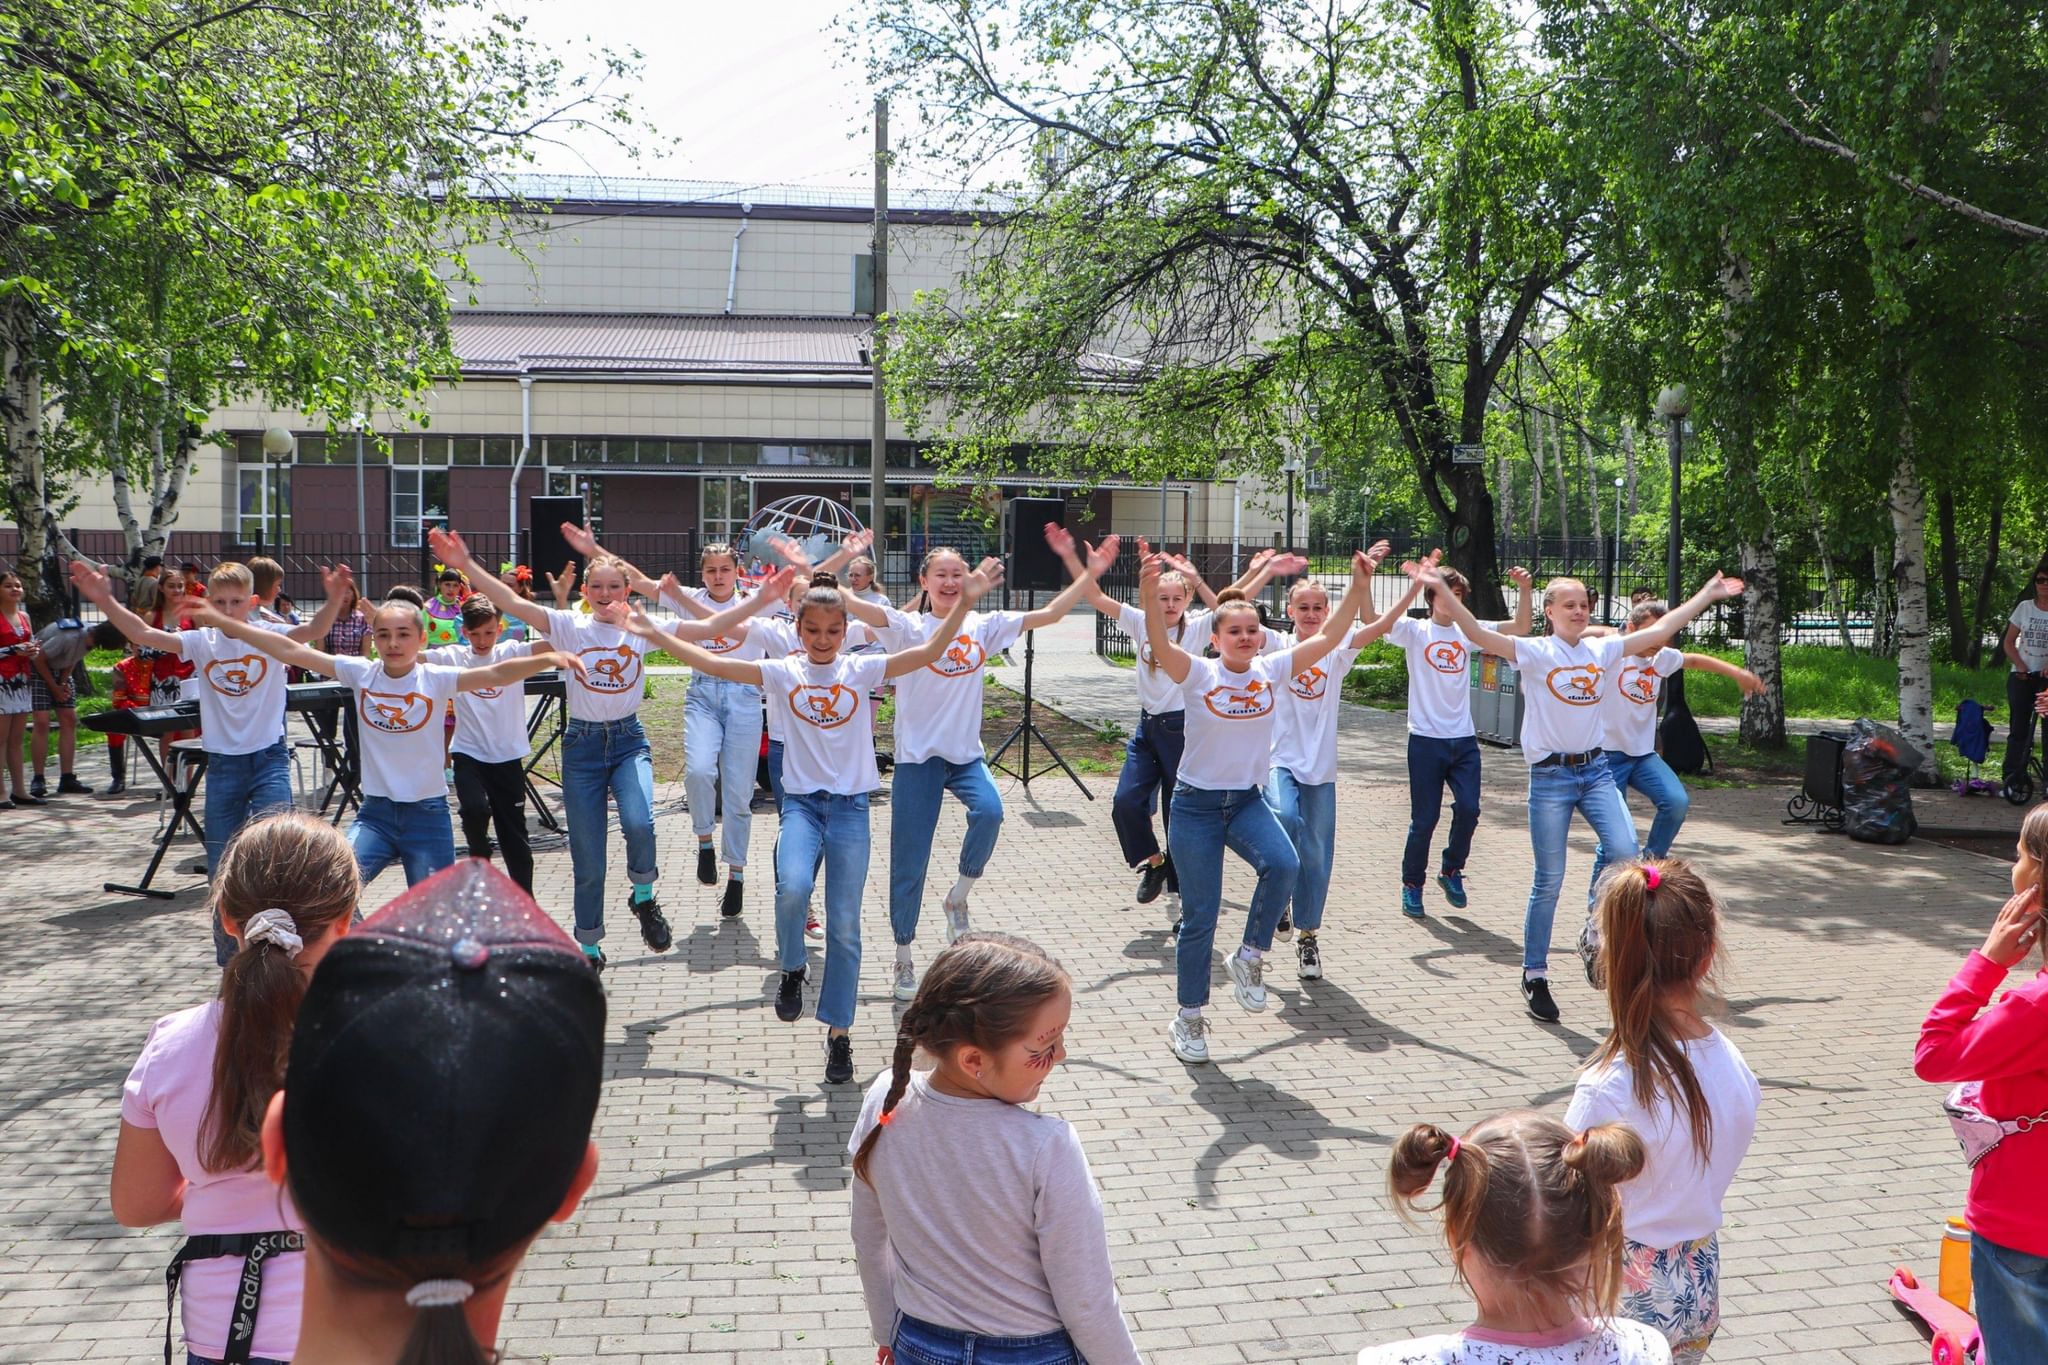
684, 675, 761, 867
889, 756, 1004, 946
1110, 709, 1185, 888
1168, 783, 1298, 1008
348, 795, 454, 887
561, 716, 657, 945
893, 1315, 1081, 1365
204, 742, 294, 965
775, 791, 871, 1028
1402, 733, 1482, 889
1265, 767, 1334, 932
1974, 1233, 2048, 1364
189, 1356, 288, 1365
766, 739, 824, 900
1590, 750, 1691, 895
1524, 760, 1638, 973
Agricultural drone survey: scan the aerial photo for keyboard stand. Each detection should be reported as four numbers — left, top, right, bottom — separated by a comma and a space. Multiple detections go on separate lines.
106, 743, 208, 900
522, 688, 565, 833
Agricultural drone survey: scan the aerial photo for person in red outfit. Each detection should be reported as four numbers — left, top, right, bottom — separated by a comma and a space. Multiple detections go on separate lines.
1915, 802, 2048, 1363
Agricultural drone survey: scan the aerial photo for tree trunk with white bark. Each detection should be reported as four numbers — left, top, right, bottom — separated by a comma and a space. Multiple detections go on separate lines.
1, 297, 56, 620
1890, 380, 1939, 784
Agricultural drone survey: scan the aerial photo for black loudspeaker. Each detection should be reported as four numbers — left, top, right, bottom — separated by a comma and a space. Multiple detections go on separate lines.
528, 497, 587, 583
1007, 497, 1067, 592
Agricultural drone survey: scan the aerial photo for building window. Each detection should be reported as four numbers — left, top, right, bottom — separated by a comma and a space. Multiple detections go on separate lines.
237, 465, 292, 545
702, 475, 751, 543
545, 471, 602, 531
391, 467, 450, 548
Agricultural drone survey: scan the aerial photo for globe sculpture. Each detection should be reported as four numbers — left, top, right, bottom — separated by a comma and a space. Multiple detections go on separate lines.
738, 494, 866, 577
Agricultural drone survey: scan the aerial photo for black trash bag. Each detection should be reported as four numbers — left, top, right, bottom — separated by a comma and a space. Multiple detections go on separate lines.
1841, 718, 1921, 844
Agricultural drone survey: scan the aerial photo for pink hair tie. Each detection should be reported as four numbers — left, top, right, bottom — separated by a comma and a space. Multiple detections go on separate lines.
1642, 864, 1661, 891
1444, 1135, 1462, 1165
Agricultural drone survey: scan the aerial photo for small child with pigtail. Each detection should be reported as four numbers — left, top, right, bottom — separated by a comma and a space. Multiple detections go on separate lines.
1566, 859, 1758, 1365
847, 934, 1144, 1365
1363, 1112, 1670, 1365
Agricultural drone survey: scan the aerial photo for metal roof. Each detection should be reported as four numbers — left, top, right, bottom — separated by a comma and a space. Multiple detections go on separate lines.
451, 312, 870, 377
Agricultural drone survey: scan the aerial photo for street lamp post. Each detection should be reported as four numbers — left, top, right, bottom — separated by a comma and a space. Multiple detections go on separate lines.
1653, 386, 1689, 609
259, 426, 295, 557
1607, 475, 1625, 624
351, 412, 369, 587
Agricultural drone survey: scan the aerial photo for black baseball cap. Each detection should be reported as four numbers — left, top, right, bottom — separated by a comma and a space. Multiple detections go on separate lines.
282, 860, 605, 1266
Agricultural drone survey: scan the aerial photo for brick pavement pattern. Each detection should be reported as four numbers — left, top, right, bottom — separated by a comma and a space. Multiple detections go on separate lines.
0, 610, 2023, 1364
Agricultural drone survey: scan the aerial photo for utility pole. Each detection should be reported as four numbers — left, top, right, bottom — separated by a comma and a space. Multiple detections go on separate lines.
869, 98, 890, 563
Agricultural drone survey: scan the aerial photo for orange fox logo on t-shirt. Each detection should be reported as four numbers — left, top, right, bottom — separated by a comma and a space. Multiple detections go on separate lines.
789, 683, 857, 729
927, 634, 986, 678
205, 654, 269, 697
577, 644, 640, 693
1617, 662, 1661, 705
1203, 678, 1275, 720
1546, 666, 1603, 706
1290, 666, 1328, 701
359, 689, 433, 733
1424, 640, 1467, 675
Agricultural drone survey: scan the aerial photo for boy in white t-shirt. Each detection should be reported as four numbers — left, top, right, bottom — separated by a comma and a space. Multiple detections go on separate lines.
182, 596, 581, 891
2003, 571, 2048, 792
1384, 562, 1534, 918
70, 557, 348, 964
425, 596, 541, 892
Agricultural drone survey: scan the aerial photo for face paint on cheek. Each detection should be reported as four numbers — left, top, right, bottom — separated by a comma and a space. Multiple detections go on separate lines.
1024, 1049, 1056, 1072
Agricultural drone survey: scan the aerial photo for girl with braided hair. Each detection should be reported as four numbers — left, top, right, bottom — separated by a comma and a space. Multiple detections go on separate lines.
847, 934, 1142, 1365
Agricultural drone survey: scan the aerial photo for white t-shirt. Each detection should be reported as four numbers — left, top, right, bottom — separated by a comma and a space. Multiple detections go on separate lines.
1514, 633, 1629, 764
876, 608, 1027, 764
1358, 1320, 1671, 1365
1175, 650, 1298, 791
425, 642, 534, 765
1565, 1027, 1761, 1248
1388, 616, 1500, 740
177, 622, 296, 755
749, 617, 873, 743
329, 656, 464, 802
1600, 646, 1684, 759
1115, 603, 1218, 715
758, 653, 890, 794
1270, 629, 1365, 786
2011, 601, 2048, 673
539, 606, 663, 722
666, 587, 768, 665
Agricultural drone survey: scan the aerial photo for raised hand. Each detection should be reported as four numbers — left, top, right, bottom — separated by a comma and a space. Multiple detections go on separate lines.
1161, 551, 1200, 578
622, 610, 659, 641
1705, 573, 1745, 601
68, 558, 112, 603
655, 571, 684, 605
1246, 547, 1274, 569
318, 563, 355, 600
1403, 557, 1444, 588
1084, 534, 1121, 577
758, 566, 798, 604
1352, 550, 1378, 580
561, 521, 600, 558
427, 526, 471, 570
964, 560, 1005, 602
1983, 886, 2044, 968
1268, 552, 1310, 577
974, 556, 1003, 581
546, 650, 590, 682
545, 562, 577, 607
842, 527, 875, 557
1735, 668, 1766, 698
1043, 523, 1077, 559
765, 534, 814, 575
1508, 565, 1534, 590
1362, 540, 1393, 571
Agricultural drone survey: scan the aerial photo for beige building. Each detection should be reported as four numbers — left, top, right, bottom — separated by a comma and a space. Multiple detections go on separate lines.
56, 178, 1283, 589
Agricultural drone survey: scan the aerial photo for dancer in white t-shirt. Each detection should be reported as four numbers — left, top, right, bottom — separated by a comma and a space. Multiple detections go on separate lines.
1410, 566, 1742, 1024
1144, 547, 1373, 1064
625, 561, 1001, 1087
424, 596, 543, 893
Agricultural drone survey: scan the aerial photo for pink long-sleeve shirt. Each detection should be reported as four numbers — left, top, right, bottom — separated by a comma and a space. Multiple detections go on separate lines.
1915, 950, 2048, 1256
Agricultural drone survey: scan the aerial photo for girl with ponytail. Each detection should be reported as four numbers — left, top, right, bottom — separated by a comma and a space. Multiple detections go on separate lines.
847, 934, 1143, 1365
111, 811, 361, 1365
1365, 1111, 1668, 1364
1567, 858, 1758, 1364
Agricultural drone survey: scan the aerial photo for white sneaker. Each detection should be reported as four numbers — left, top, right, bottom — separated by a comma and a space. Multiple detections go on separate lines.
1297, 935, 1323, 980
805, 905, 824, 942
1578, 918, 1604, 989
1226, 952, 1268, 1011
1167, 1012, 1210, 1064
892, 956, 918, 1001
942, 895, 971, 945
1165, 892, 1182, 926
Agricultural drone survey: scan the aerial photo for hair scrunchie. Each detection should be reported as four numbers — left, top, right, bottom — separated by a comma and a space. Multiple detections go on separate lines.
242, 908, 304, 958
405, 1279, 475, 1309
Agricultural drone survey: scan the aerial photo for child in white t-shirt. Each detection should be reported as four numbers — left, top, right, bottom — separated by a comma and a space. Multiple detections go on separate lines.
1362, 1111, 1670, 1365
1384, 562, 1534, 919
1567, 859, 1758, 1365
625, 561, 1000, 1088
425, 596, 540, 892
182, 596, 581, 891
2002, 575, 2048, 792
1411, 566, 1742, 1024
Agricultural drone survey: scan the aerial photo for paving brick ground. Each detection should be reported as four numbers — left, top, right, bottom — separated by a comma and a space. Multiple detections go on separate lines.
0, 610, 2026, 1364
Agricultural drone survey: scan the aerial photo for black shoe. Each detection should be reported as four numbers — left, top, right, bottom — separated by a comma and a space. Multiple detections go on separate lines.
104, 777, 126, 795
631, 896, 673, 953
28, 775, 46, 799
1522, 974, 1560, 1024
721, 878, 744, 918
12, 792, 46, 807
776, 968, 806, 1022
1136, 860, 1169, 904
57, 774, 92, 795
696, 844, 718, 885
825, 1033, 855, 1085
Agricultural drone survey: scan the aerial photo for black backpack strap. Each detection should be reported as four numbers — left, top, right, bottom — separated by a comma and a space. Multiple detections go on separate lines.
165, 1231, 305, 1365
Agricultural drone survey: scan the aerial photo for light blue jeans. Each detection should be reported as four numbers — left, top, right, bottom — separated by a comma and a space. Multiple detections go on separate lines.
888, 756, 1004, 946
1167, 783, 1298, 1008
204, 742, 295, 965
561, 716, 657, 945
892, 1314, 1081, 1364
775, 791, 871, 1028
1524, 759, 1638, 973
684, 675, 761, 867
1974, 1232, 2048, 1365
1265, 767, 1334, 932
347, 795, 454, 887
1590, 750, 1691, 895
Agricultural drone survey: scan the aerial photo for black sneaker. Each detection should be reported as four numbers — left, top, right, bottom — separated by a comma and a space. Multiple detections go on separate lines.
28, 775, 46, 799
721, 878, 744, 918
775, 968, 806, 1022
1136, 860, 1169, 904
1522, 974, 1560, 1024
630, 895, 673, 953
582, 943, 607, 974
696, 844, 718, 885
824, 1032, 855, 1085
57, 774, 92, 795
11, 792, 46, 807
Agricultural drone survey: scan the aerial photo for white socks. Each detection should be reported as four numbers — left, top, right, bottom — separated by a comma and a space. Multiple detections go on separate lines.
896, 943, 914, 965
1179, 1006, 1203, 1021
948, 874, 978, 906
1238, 944, 1263, 962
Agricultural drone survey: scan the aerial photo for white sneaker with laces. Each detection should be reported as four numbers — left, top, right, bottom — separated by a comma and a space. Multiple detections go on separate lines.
892, 957, 918, 1001
942, 894, 971, 944
805, 904, 824, 942
1226, 951, 1268, 1011
1168, 1012, 1210, 1064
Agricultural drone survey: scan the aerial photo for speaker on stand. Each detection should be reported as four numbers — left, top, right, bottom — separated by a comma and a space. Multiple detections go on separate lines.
989, 496, 1092, 799
528, 497, 588, 594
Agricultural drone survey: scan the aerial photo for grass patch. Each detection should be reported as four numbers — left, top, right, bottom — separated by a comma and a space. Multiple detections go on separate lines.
1676, 644, 2006, 722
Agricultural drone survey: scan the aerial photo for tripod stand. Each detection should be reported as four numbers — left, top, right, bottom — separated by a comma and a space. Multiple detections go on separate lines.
988, 628, 1093, 798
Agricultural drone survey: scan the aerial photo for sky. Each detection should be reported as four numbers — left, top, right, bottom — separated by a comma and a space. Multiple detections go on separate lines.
494, 0, 958, 192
